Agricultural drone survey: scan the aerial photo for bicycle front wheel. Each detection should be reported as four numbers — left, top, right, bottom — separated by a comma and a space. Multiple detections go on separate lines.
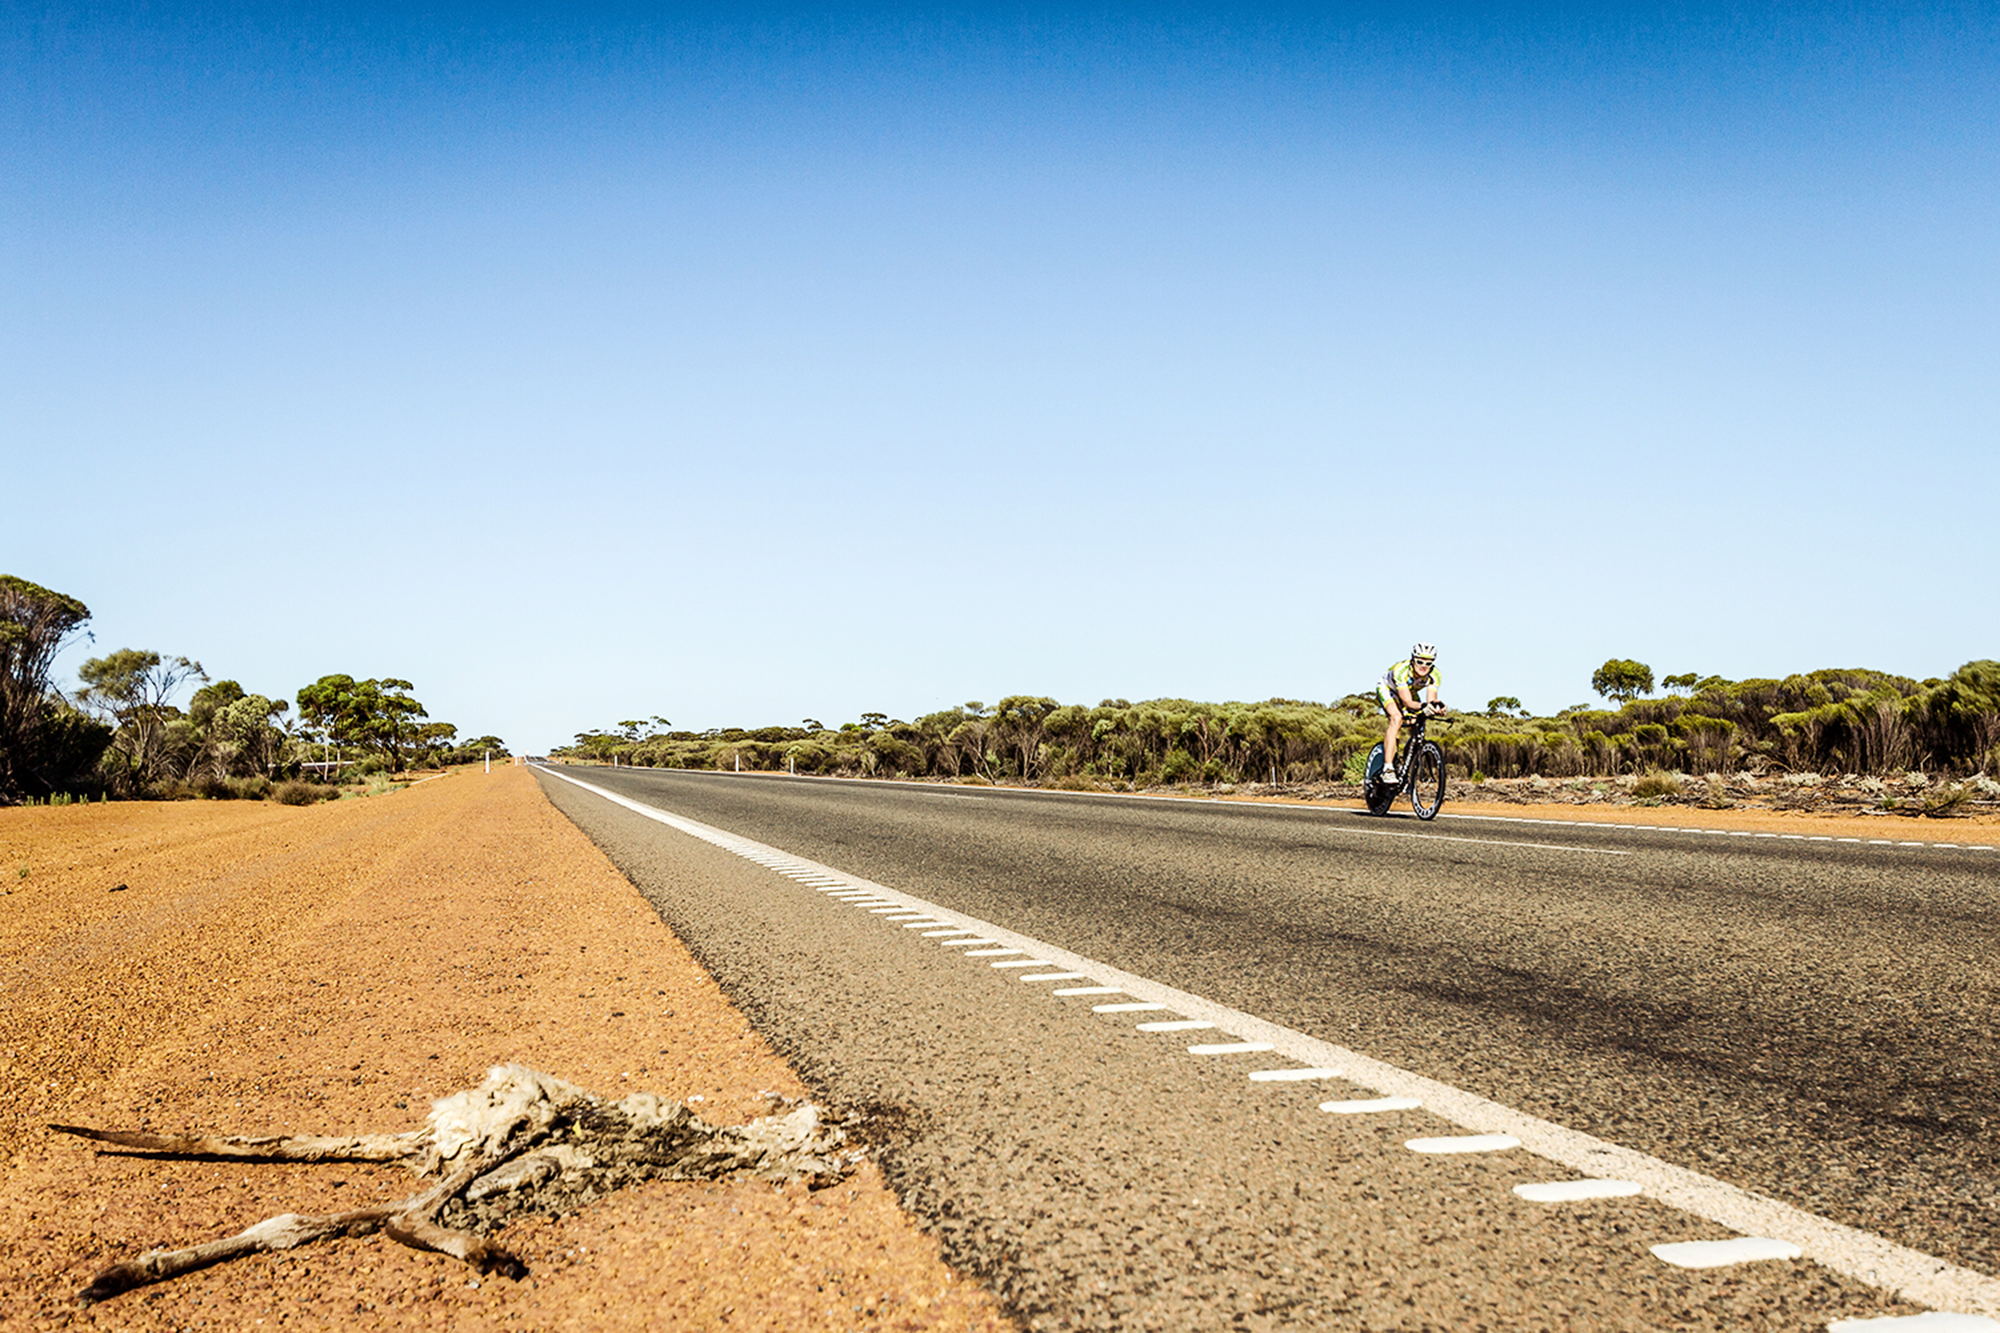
1408, 741, 1446, 820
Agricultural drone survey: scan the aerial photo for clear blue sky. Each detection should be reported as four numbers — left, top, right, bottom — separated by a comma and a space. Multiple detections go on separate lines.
6, 4, 1995, 752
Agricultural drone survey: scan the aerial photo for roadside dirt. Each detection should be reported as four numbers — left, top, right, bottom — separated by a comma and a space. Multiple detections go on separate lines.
0, 768, 1015, 1332
1390, 797, 2000, 841
1213, 792, 2000, 842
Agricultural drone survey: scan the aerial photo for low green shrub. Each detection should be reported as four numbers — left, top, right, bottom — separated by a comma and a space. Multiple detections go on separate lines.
1631, 770, 1681, 799
274, 780, 331, 806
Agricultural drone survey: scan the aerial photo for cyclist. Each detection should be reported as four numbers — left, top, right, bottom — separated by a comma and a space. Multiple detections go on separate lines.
1378, 643, 1444, 786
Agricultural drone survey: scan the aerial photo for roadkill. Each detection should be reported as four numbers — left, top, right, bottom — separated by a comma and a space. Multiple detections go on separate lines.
51, 1063, 857, 1306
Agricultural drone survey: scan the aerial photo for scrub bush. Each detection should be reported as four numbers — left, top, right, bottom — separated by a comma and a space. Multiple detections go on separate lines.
1631, 770, 1681, 799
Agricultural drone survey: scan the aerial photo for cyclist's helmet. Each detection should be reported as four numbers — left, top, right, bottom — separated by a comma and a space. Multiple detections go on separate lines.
1411, 642, 1437, 663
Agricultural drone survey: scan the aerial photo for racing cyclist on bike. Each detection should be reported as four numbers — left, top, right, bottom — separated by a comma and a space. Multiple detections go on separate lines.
1378, 643, 1445, 787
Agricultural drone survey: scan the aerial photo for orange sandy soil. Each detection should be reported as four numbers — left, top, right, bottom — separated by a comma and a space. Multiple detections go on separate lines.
0, 768, 1015, 1332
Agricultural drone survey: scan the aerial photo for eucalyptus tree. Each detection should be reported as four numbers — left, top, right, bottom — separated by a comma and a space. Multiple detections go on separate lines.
80, 649, 207, 791
988, 696, 1059, 780
185, 679, 291, 780
296, 674, 429, 772
0, 575, 106, 799
1590, 659, 1655, 705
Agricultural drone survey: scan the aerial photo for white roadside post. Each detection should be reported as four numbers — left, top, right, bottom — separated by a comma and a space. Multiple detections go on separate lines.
484, 749, 490, 774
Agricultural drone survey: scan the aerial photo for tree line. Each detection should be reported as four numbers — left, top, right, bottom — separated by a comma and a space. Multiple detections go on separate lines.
0, 574, 507, 803
554, 657, 2000, 787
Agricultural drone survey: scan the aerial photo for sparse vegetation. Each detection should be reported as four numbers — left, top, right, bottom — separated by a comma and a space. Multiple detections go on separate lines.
0, 571, 509, 805
1918, 783, 1973, 818
274, 780, 334, 806
553, 658, 2000, 794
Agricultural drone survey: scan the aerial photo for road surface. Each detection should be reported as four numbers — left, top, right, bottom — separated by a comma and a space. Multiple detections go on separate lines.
536, 766, 2000, 1331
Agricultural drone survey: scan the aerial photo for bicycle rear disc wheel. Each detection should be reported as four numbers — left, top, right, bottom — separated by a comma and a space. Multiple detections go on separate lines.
1364, 744, 1393, 815
1409, 741, 1446, 820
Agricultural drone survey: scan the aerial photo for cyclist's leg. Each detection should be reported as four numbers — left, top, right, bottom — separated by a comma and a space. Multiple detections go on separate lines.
1379, 685, 1403, 775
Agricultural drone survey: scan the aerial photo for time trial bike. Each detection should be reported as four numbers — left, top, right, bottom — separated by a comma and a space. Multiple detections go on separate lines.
1363, 704, 1446, 820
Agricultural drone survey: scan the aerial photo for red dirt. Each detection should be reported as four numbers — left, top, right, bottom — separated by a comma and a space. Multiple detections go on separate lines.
0, 768, 1015, 1331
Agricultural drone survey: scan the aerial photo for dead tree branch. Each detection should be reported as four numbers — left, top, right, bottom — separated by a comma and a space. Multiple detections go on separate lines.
53, 1064, 856, 1306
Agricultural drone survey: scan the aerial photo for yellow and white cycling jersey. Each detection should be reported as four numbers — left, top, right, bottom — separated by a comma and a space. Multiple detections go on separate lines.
1376, 659, 1441, 711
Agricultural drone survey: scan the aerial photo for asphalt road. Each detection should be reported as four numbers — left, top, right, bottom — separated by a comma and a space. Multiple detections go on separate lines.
535, 767, 2000, 1331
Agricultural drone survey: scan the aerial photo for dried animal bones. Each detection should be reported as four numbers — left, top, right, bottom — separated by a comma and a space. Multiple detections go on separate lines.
52, 1063, 856, 1306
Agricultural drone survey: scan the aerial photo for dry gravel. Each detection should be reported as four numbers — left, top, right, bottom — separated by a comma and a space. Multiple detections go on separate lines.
0, 767, 1015, 1332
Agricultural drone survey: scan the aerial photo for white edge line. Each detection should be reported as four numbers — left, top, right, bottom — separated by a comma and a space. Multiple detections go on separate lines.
536, 766, 2000, 1319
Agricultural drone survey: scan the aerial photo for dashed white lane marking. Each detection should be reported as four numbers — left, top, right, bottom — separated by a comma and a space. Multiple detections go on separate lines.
901, 920, 953, 928
965, 948, 1024, 957
540, 768, 2000, 1320
1054, 985, 1125, 996
1652, 1237, 1803, 1268
1188, 1041, 1276, 1055
990, 959, 1058, 968
1830, 1312, 2000, 1331
1321, 1096, 1422, 1114
937, 938, 1001, 949
1337, 826, 1631, 855
1249, 1068, 1344, 1082
1408, 1134, 1522, 1154
1515, 1179, 1643, 1203
1138, 1020, 1216, 1032
922, 928, 979, 937
1093, 1002, 1171, 1013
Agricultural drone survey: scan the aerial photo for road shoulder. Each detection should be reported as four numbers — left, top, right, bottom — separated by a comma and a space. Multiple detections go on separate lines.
0, 769, 1011, 1331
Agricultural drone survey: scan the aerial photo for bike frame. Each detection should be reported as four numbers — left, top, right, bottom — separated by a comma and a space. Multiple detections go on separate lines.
1391, 710, 1430, 775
